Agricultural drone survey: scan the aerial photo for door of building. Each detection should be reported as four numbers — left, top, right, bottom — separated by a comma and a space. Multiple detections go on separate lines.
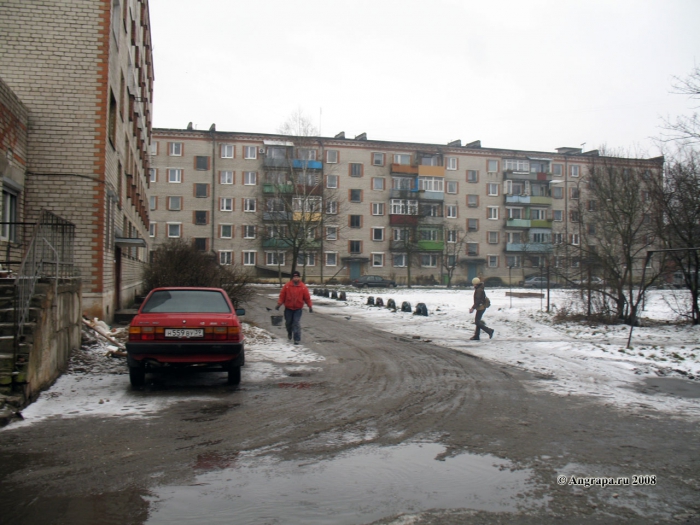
349, 262, 361, 280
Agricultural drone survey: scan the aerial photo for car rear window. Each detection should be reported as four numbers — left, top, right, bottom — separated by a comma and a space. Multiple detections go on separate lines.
141, 290, 232, 313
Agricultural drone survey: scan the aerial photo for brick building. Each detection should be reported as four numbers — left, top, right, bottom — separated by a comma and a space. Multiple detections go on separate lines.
0, 0, 154, 320
149, 127, 664, 285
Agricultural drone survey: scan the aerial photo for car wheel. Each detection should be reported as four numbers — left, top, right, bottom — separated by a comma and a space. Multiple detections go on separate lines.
228, 365, 241, 385
129, 365, 145, 388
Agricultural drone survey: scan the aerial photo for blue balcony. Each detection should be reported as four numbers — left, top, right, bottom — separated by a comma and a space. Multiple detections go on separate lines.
292, 159, 322, 170
506, 243, 553, 253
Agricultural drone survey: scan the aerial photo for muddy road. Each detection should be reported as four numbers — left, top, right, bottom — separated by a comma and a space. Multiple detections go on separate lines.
0, 290, 699, 524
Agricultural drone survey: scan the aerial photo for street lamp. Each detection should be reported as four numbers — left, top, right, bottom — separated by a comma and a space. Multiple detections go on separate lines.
508, 265, 513, 308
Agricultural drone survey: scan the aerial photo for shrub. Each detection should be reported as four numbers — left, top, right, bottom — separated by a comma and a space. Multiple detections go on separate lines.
142, 239, 253, 307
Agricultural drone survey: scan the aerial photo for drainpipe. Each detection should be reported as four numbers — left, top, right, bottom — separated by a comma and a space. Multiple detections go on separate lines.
210, 124, 216, 255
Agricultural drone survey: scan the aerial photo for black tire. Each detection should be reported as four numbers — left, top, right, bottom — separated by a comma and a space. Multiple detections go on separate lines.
129, 366, 145, 388
228, 365, 241, 385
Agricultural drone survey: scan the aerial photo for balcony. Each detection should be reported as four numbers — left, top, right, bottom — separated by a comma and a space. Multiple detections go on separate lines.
390, 188, 419, 200
292, 211, 322, 222
263, 183, 294, 194
262, 238, 293, 248
531, 219, 553, 228
418, 165, 445, 177
419, 214, 444, 224
390, 164, 418, 175
389, 215, 419, 226
420, 190, 444, 201
262, 211, 292, 221
503, 171, 553, 182
506, 243, 553, 253
417, 240, 444, 251
263, 157, 290, 169
292, 159, 322, 170
505, 195, 552, 206
506, 219, 531, 228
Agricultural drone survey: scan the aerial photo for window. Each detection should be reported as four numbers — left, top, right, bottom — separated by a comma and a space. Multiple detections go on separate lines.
292, 196, 322, 213
447, 230, 457, 243
350, 215, 362, 228
446, 205, 457, 218
221, 198, 233, 211
350, 163, 363, 177
244, 198, 256, 212
392, 177, 413, 190
298, 149, 317, 160
393, 228, 409, 241
487, 160, 499, 173
168, 196, 182, 210
195, 183, 208, 198
108, 91, 116, 145
487, 206, 499, 220
446, 181, 458, 194
168, 169, 182, 183
372, 152, 385, 166
326, 150, 339, 163
393, 253, 407, 267
326, 175, 338, 188
326, 252, 338, 266
327, 201, 338, 214
571, 165, 580, 177
505, 180, 524, 195
531, 208, 546, 220
506, 255, 521, 268
422, 203, 440, 217
552, 186, 563, 199
553, 210, 563, 221
466, 243, 478, 256
447, 157, 457, 170
532, 232, 550, 243
350, 189, 362, 203
194, 211, 208, 225
467, 194, 479, 207
372, 228, 384, 241
419, 177, 444, 192
167, 223, 181, 237
487, 183, 499, 196
372, 202, 385, 216
588, 200, 597, 212
149, 223, 156, 238
349, 240, 362, 254
326, 226, 338, 240
391, 199, 418, 215
244, 146, 257, 159
488, 231, 499, 244
149, 169, 157, 183
571, 233, 580, 245
570, 210, 580, 222
149, 196, 157, 210
552, 163, 563, 176
220, 171, 233, 184
506, 208, 523, 220
195, 156, 209, 170
552, 233, 564, 244
571, 187, 580, 199
192, 237, 206, 251
421, 254, 438, 267
505, 159, 529, 172
393, 154, 410, 165
467, 218, 479, 231
507, 232, 522, 244
243, 251, 256, 266
488, 255, 499, 268
244, 171, 257, 185
219, 251, 232, 265
588, 224, 597, 235
372, 253, 384, 267
0, 189, 17, 242
221, 144, 234, 158
266, 252, 285, 265
420, 229, 440, 241
297, 253, 316, 267
467, 170, 478, 183
149, 142, 158, 156
169, 142, 182, 156
372, 177, 385, 190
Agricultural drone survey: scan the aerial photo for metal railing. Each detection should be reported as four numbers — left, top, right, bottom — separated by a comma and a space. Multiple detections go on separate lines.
14, 210, 77, 347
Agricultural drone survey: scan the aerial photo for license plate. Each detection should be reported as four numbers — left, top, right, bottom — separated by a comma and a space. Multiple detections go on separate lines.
165, 328, 204, 339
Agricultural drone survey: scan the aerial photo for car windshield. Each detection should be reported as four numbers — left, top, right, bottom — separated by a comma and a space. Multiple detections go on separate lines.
141, 290, 231, 313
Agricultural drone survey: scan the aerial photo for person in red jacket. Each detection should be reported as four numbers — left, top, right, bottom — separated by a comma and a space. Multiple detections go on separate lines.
276, 270, 313, 345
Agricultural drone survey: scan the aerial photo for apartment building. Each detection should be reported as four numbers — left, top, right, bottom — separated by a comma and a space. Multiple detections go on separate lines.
149, 127, 663, 285
0, 0, 154, 320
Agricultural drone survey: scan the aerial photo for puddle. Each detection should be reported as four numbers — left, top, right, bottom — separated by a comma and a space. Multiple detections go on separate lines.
145, 443, 543, 524
636, 377, 700, 398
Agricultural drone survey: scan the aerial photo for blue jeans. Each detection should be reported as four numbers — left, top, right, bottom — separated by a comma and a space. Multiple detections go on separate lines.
284, 308, 303, 342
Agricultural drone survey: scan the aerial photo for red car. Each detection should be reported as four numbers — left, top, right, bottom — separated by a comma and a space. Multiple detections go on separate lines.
126, 287, 245, 387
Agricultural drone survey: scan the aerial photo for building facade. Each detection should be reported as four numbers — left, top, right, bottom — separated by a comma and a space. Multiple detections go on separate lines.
149, 128, 664, 285
0, 0, 154, 320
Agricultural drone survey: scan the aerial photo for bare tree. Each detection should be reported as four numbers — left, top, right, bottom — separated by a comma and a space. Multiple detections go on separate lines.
563, 149, 666, 323
441, 225, 469, 287
647, 146, 700, 323
662, 65, 700, 145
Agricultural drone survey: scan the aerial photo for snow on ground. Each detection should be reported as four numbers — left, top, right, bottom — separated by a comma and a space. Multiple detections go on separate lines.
7, 286, 699, 428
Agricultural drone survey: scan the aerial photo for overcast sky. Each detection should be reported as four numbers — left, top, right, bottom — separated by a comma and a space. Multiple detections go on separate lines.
148, 0, 699, 155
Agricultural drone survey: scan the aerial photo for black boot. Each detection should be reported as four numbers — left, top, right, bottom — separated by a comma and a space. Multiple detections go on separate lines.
469, 335, 480, 340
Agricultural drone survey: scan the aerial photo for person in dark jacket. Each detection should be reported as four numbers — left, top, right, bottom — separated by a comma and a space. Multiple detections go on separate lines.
276, 270, 313, 345
469, 277, 494, 340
